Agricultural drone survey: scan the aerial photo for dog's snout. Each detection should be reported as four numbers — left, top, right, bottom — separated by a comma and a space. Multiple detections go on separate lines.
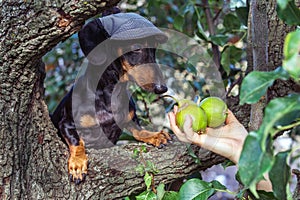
154, 85, 168, 94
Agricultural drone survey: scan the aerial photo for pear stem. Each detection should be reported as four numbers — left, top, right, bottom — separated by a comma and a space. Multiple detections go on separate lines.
158, 95, 178, 103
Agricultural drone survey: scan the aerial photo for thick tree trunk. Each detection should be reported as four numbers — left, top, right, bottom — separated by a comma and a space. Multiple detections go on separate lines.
0, 1, 224, 199
247, 0, 269, 131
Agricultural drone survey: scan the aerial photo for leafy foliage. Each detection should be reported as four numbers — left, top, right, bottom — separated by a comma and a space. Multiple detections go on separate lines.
277, 0, 300, 25
238, 30, 300, 199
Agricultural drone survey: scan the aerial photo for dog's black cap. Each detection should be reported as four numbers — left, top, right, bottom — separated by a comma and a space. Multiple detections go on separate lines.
99, 13, 168, 43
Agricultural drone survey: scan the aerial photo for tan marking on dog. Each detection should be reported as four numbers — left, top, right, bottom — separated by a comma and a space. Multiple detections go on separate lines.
80, 114, 98, 128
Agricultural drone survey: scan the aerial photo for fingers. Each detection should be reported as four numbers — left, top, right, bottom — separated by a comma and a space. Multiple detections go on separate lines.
168, 111, 181, 134
183, 115, 193, 134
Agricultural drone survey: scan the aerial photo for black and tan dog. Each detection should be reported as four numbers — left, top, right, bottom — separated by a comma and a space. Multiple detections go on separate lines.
51, 11, 171, 184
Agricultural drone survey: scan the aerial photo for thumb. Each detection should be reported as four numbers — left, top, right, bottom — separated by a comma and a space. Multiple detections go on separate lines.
183, 115, 193, 133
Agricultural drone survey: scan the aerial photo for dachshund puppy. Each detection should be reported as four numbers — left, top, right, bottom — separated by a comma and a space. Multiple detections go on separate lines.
51, 12, 171, 184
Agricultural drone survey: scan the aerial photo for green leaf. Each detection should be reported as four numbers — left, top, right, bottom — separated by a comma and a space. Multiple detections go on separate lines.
210, 35, 229, 46
256, 191, 277, 200
178, 178, 215, 200
145, 160, 159, 174
223, 14, 241, 32
132, 148, 140, 159
283, 30, 300, 81
135, 164, 145, 176
235, 6, 249, 26
238, 132, 274, 198
221, 48, 230, 75
156, 183, 166, 200
136, 190, 157, 200
276, 0, 300, 25
269, 151, 291, 200
174, 15, 184, 32
196, 20, 209, 41
162, 191, 179, 200
187, 145, 201, 164
141, 145, 147, 153
144, 172, 152, 190
277, 0, 289, 9
260, 94, 300, 138
221, 46, 243, 75
210, 180, 227, 191
239, 67, 289, 105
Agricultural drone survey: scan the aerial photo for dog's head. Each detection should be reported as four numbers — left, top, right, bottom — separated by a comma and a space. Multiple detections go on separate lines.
78, 12, 168, 94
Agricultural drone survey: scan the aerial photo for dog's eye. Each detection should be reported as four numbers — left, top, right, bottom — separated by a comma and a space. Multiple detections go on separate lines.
131, 44, 143, 52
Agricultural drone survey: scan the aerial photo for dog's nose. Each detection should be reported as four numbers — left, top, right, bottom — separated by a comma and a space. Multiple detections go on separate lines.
154, 85, 168, 94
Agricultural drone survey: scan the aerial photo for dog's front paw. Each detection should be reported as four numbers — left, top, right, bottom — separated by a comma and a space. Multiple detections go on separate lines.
68, 154, 88, 185
68, 140, 88, 185
137, 130, 172, 148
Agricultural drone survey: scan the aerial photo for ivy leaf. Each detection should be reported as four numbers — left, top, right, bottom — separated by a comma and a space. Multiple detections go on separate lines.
283, 30, 300, 81
276, 0, 300, 25
162, 191, 179, 200
136, 190, 157, 200
269, 151, 291, 200
178, 178, 215, 200
238, 132, 274, 198
157, 183, 166, 200
144, 172, 152, 190
239, 67, 289, 105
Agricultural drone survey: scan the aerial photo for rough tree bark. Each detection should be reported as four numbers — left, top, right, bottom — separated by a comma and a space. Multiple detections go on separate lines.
0, 1, 224, 199
247, 0, 269, 131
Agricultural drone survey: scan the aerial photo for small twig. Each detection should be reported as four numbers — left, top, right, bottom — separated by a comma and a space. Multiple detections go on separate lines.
200, 0, 221, 69
273, 120, 300, 137
213, 8, 223, 22
226, 75, 243, 97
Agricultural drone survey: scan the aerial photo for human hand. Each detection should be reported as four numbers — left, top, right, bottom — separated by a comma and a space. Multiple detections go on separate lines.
168, 106, 247, 164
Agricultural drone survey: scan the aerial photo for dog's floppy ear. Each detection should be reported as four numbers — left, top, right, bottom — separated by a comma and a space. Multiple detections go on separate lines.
78, 19, 110, 65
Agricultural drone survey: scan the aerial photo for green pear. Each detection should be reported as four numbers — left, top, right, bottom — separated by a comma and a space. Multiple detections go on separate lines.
175, 99, 207, 133
199, 97, 227, 128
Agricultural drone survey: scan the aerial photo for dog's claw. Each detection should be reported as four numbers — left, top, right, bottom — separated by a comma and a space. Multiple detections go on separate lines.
69, 174, 73, 182
82, 173, 87, 181
75, 178, 81, 185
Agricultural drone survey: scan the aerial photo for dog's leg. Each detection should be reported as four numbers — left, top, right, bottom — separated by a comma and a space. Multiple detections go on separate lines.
59, 121, 88, 184
128, 126, 171, 147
